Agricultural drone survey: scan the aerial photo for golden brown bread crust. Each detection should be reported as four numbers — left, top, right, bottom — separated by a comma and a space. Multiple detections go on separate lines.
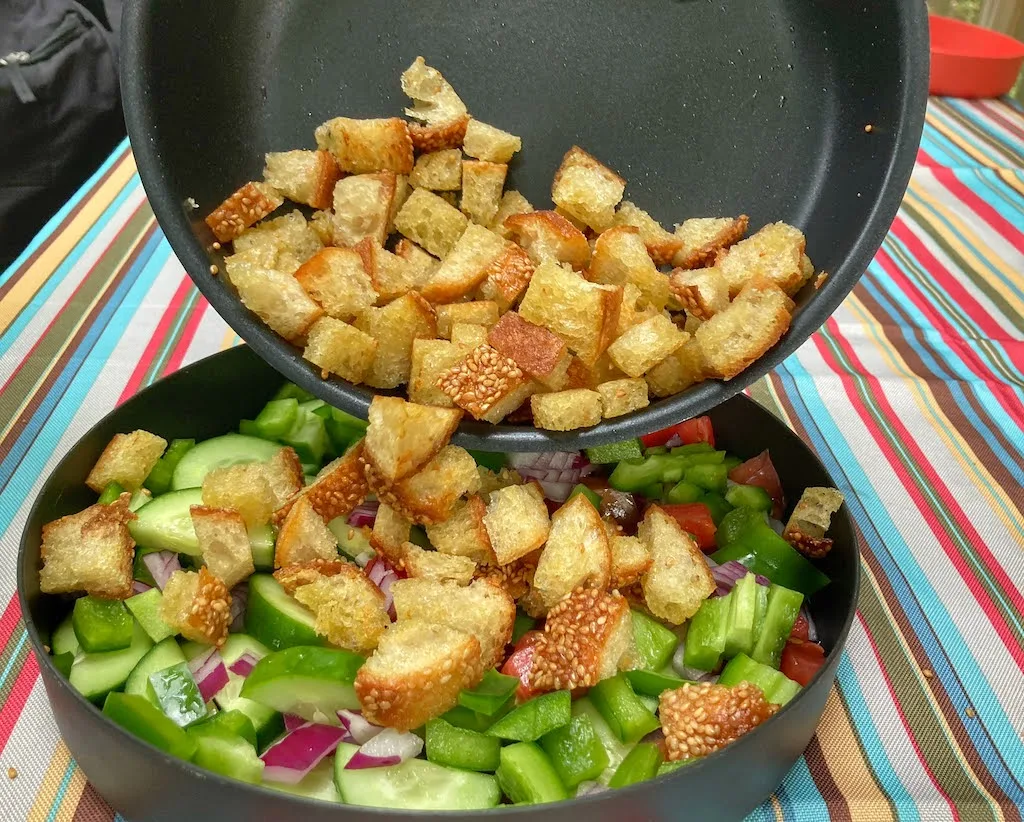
660, 681, 779, 761
273, 559, 350, 594
437, 344, 529, 422
487, 312, 568, 385
504, 211, 591, 271
273, 495, 340, 568
671, 215, 749, 270
205, 182, 283, 242
272, 442, 368, 525
85, 430, 168, 494
362, 397, 462, 484
476, 243, 535, 310
408, 115, 470, 152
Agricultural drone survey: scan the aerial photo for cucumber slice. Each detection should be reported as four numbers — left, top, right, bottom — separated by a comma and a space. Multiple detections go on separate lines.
572, 698, 633, 785
69, 621, 153, 704
240, 646, 362, 723
51, 613, 80, 657
333, 742, 501, 810
267, 758, 341, 803
214, 634, 283, 750
327, 519, 373, 561
125, 637, 187, 702
128, 488, 203, 555
125, 588, 176, 643
171, 434, 282, 490
248, 524, 275, 572
191, 732, 264, 784
245, 574, 323, 651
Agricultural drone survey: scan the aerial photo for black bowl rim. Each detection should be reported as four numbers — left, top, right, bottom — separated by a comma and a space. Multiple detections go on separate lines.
16, 345, 861, 816
118, 0, 929, 453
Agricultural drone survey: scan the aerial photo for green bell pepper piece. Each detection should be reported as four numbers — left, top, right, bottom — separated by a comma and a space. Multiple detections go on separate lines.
718, 652, 802, 705
724, 573, 759, 658
512, 611, 536, 644
539, 713, 609, 788
751, 582, 770, 648
725, 483, 773, 512
683, 595, 729, 672
722, 455, 742, 472
585, 438, 643, 464
103, 692, 197, 761
468, 449, 506, 472
568, 483, 602, 510
665, 481, 703, 504
624, 669, 688, 697
486, 691, 571, 742
459, 669, 519, 716
254, 398, 299, 440
608, 457, 667, 493
684, 450, 726, 466
148, 662, 207, 727
442, 705, 499, 733
670, 443, 715, 457
496, 742, 568, 805
52, 652, 75, 677
426, 718, 502, 772
144, 439, 195, 497
700, 491, 733, 525
190, 709, 258, 748
98, 481, 125, 505
125, 588, 175, 644
644, 445, 669, 456
281, 406, 330, 465
751, 584, 804, 668
273, 382, 316, 403
716, 507, 765, 548
72, 596, 134, 653
588, 674, 659, 744
684, 463, 728, 494
608, 742, 663, 788
658, 758, 699, 776
326, 407, 368, 452
630, 609, 679, 671
711, 524, 830, 595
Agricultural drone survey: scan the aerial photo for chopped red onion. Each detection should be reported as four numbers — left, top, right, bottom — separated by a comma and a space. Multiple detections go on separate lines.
284, 714, 309, 733
337, 709, 385, 744
261, 723, 347, 784
508, 451, 587, 502
365, 558, 401, 619
344, 727, 423, 770
800, 605, 818, 642
575, 781, 610, 797
187, 647, 229, 702
663, 433, 683, 448
142, 551, 180, 590
131, 580, 153, 594
229, 582, 248, 632
348, 501, 380, 528
228, 651, 263, 678
711, 561, 770, 596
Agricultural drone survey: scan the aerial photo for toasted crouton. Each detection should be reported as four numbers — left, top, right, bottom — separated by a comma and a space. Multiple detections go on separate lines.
303, 316, 378, 383
551, 146, 625, 233
524, 494, 610, 615
715, 222, 806, 297
435, 301, 500, 338
530, 389, 603, 431
669, 266, 731, 320
671, 215, 748, 270
291, 564, 390, 653
609, 201, 683, 266
661, 681, 778, 760
589, 226, 671, 311
309, 209, 335, 245
363, 242, 431, 303
610, 534, 652, 589
504, 211, 591, 271
394, 239, 440, 278
639, 506, 715, 624
355, 619, 483, 730
607, 314, 688, 378
694, 278, 793, 380
476, 466, 524, 501
597, 378, 650, 418
436, 344, 532, 423
401, 543, 476, 585
463, 119, 522, 163
203, 463, 275, 528
563, 354, 626, 390
392, 578, 515, 668
531, 588, 633, 691
369, 503, 412, 564
85, 430, 167, 493
273, 442, 368, 524
409, 149, 462, 191
409, 116, 471, 153
371, 445, 482, 525
645, 338, 706, 397
518, 260, 622, 365
354, 292, 437, 388
330, 172, 396, 248
408, 339, 462, 407
274, 495, 338, 568
232, 210, 324, 272
421, 224, 508, 303
450, 323, 489, 349
273, 558, 348, 594
294, 246, 378, 321
486, 311, 570, 390
190, 506, 254, 588
461, 161, 507, 226
783, 487, 844, 558
472, 242, 535, 311
400, 57, 469, 152
262, 447, 304, 509
391, 174, 411, 230
226, 259, 324, 343
426, 496, 497, 565
205, 182, 284, 242
314, 117, 413, 175
39, 495, 135, 599
483, 483, 550, 565
394, 188, 469, 258
263, 150, 341, 210
363, 397, 461, 484
160, 568, 231, 647
476, 550, 538, 601
490, 190, 534, 239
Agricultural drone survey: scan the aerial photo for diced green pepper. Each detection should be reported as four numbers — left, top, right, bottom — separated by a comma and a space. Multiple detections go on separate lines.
588, 674, 660, 744
725, 483, 773, 512
164, 439, 195, 469
468, 449, 506, 472
143, 458, 175, 496
568, 483, 602, 510
684, 463, 728, 494
608, 457, 666, 493
683, 595, 729, 672
751, 584, 804, 668
644, 445, 669, 456
724, 573, 759, 659
148, 662, 207, 727
722, 455, 742, 472
624, 669, 688, 697
191, 732, 264, 783
585, 439, 643, 464
426, 718, 501, 772
718, 652, 802, 705
486, 691, 571, 742
408, 525, 432, 549
459, 669, 519, 717
103, 692, 197, 761
281, 407, 330, 465
665, 481, 703, 504
660, 459, 686, 484
496, 742, 568, 805
273, 382, 316, 403
539, 713, 609, 788
442, 705, 498, 733
125, 588, 176, 643
72, 596, 134, 653
711, 524, 830, 595
630, 609, 679, 671
190, 709, 258, 747
98, 481, 125, 504
639, 483, 666, 500
670, 443, 715, 457
608, 742, 663, 788
326, 408, 368, 453
657, 758, 698, 776
512, 612, 536, 644
716, 507, 765, 548
300, 399, 332, 420
685, 450, 727, 466
700, 491, 733, 524
254, 398, 299, 440
52, 652, 75, 677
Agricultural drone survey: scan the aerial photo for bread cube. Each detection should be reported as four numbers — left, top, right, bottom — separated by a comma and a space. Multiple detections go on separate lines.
672, 215, 749, 269
463, 119, 522, 163
363, 396, 462, 484
450, 323, 489, 349
363, 242, 432, 303
694, 277, 793, 380
607, 314, 688, 377
609, 534, 652, 589
401, 543, 476, 585
716, 222, 806, 296
263, 149, 341, 210
273, 442, 368, 524
483, 484, 550, 565
392, 578, 515, 669
273, 558, 348, 594
551, 146, 625, 233
262, 446, 305, 509
421, 224, 507, 303
330, 172, 396, 248
232, 210, 324, 273
504, 211, 591, 271
486, 311, 570, 389
375, 445, 482, 525
435, 301, 499, 339
294, 246, 378, 321
645, 338, 706, 397
314, 117, 413, 175
531, 389, 603, 431
660, 681, 779, 761
589, 225, 671, 311
190, 505, 254, 589
160, 568, 231, 647
394, 239, 440, 278
292, 564, 390, 654
408, 339, 462, 407
563, 354, 625, 390
611, 201, 683, 266
394, 187, 469, 258
476, 550, 538, 601
309, 209, 335, 245
274, 495, 339, 568
426, 495, 497, 566
354, 292, 437, 388
597, 378, 650, 418
355, 619, 483, 730
85, 430, 167, 493
39, 496, 135, 599
401, 57, 469, 128
476, 465, 525, 501
369, 503, 412, 565
227, 258, 323, 343
639, 506, 715, 624
614, 283, 660, 338
205, 182, 284, 242
669, 266, 730, 320
461, 161, 507, 226
783, 487, 844, 556
490, 190, 534, 239
409, 149, 462, 190
437, 344, 533, 422
203, 462, 275, 528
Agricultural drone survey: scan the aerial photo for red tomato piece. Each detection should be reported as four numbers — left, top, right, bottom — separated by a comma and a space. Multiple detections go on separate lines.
660, 503, 718, 551
780, 639, 826, 686
728, 450, 784, 518
502, 630, 542, 702
639, 416, 716, 448
790, 613, 810, 641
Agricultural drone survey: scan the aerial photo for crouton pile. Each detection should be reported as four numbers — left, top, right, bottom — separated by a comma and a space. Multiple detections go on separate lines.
206, 58, 815, 431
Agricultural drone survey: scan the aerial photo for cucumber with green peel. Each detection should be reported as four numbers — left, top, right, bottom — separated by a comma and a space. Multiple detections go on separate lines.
244, 574, 323, 650
214, 634, 283, 750
73, 596, 134, 653
267, 758, 341, 803
571, 698, 633, 785
190, 709, 258, 748
170, 434, 282, 490
69, 621, 153, 703
333, 742, 501, 810
248, 524, 275, 571
148, 661, 208, 727
51, 613, 80, 657
125, 588, 176, 643
495, 742, 567, 805
327, 518, 373, 561
102, 692, 196, 761
129, 488, 203, 555
125, 637, 187, 702
240, 646, 363, 723
188, 728, 264, 784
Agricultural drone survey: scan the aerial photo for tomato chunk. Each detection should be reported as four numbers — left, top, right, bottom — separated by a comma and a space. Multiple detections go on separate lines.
780, 638, 826, 686
640, 416, 715, 448
728, 450, 784, 518
789, 613, 810, 642
661, 503, 717, 551
501, 630, 542, 702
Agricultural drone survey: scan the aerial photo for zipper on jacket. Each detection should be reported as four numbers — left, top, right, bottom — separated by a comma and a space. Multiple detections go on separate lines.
1, 11, 88, 104
0, 53, 37, 103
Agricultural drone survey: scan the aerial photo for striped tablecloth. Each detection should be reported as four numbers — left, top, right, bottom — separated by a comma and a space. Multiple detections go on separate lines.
1, 96, 1022, 821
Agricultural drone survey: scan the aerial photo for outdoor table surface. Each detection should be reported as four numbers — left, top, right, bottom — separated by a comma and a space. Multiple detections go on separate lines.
1, 96, 1022, 821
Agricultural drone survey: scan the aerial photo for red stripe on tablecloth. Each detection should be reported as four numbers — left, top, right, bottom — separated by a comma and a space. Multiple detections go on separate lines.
970, 99, 1024, 142
161, 296, 208, 377
118, 274, 192, 404
917, 148, 941, 167
0, 597, 21, 651
0, 651, 39, 754
927, 167, 1024, 254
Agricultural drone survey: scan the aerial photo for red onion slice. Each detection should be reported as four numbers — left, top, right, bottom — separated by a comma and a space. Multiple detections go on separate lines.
142, 551, 181, 590
343, 728, 423, 770
365, 557, 401, 619
663, 433, 683, 448
507, 452, 586, 501
283, 714, 310, 733
261, 723, 347, 784
187, 647, 229, 702
337, 709, 385, 744
131, 580, 153, 594
672, 640, 709, 681
228, 651, 263, 678
711, 561, 770, 596
347, 501, 380, 528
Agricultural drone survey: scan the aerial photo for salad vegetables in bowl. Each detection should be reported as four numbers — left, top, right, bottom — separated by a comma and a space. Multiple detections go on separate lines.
18, 345, 858, 821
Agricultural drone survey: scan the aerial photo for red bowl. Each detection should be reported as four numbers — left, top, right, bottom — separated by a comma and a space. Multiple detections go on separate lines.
930, 15, 1024, 98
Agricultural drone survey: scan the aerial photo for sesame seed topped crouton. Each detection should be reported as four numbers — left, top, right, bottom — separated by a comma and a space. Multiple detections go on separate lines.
426, 496, 497, 566
409, 149, 463, 191
611, 201, 684, 266
160, 567, 232, 647
638, 505, 715, 625
205, 182, 284, 242
530, 389, 603, 431
474, 241, 535, 311
607, 314, 688, 378
274, 495, 339, 569
437, 344, 531, 423
463, 119, 522, 164
551, 146, 625, 233
482, 483, 550, 565
294, 246, 378, 321
408, 338, 464, 408
504, 211, 591, 271
669, 266, 731, 320
715, 222, 806, 297
588, 225, 671, 312
660, 682, 778, 761
421, 224, 508, 304
331, 172, 397, 248
400, 543, 477, 586
273, 441, 368, 524
784, 487, 844, 558
475, 549, 538, 601
596, 377, 650, 419
263, 149, 341, 211
671, 215, 749, 270
291, 563, 390, 654
461, 161, 507, 226
487, 312, 571, 390
354, 292, 438, 389
190, 505, 255, 589
85, 430, 167, 493
363, 396, 462, 484
314, 117, 413, 175
202, 463, 275, 528
394, 188, 469, 259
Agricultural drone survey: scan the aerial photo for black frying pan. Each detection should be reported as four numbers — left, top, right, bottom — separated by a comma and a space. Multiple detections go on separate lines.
120, 0, 927, 452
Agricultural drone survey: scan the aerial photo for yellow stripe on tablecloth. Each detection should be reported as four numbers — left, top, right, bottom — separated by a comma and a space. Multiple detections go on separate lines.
0, 153, 138, 335
26, 742, 85, 822
925, 107, 1024, 185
